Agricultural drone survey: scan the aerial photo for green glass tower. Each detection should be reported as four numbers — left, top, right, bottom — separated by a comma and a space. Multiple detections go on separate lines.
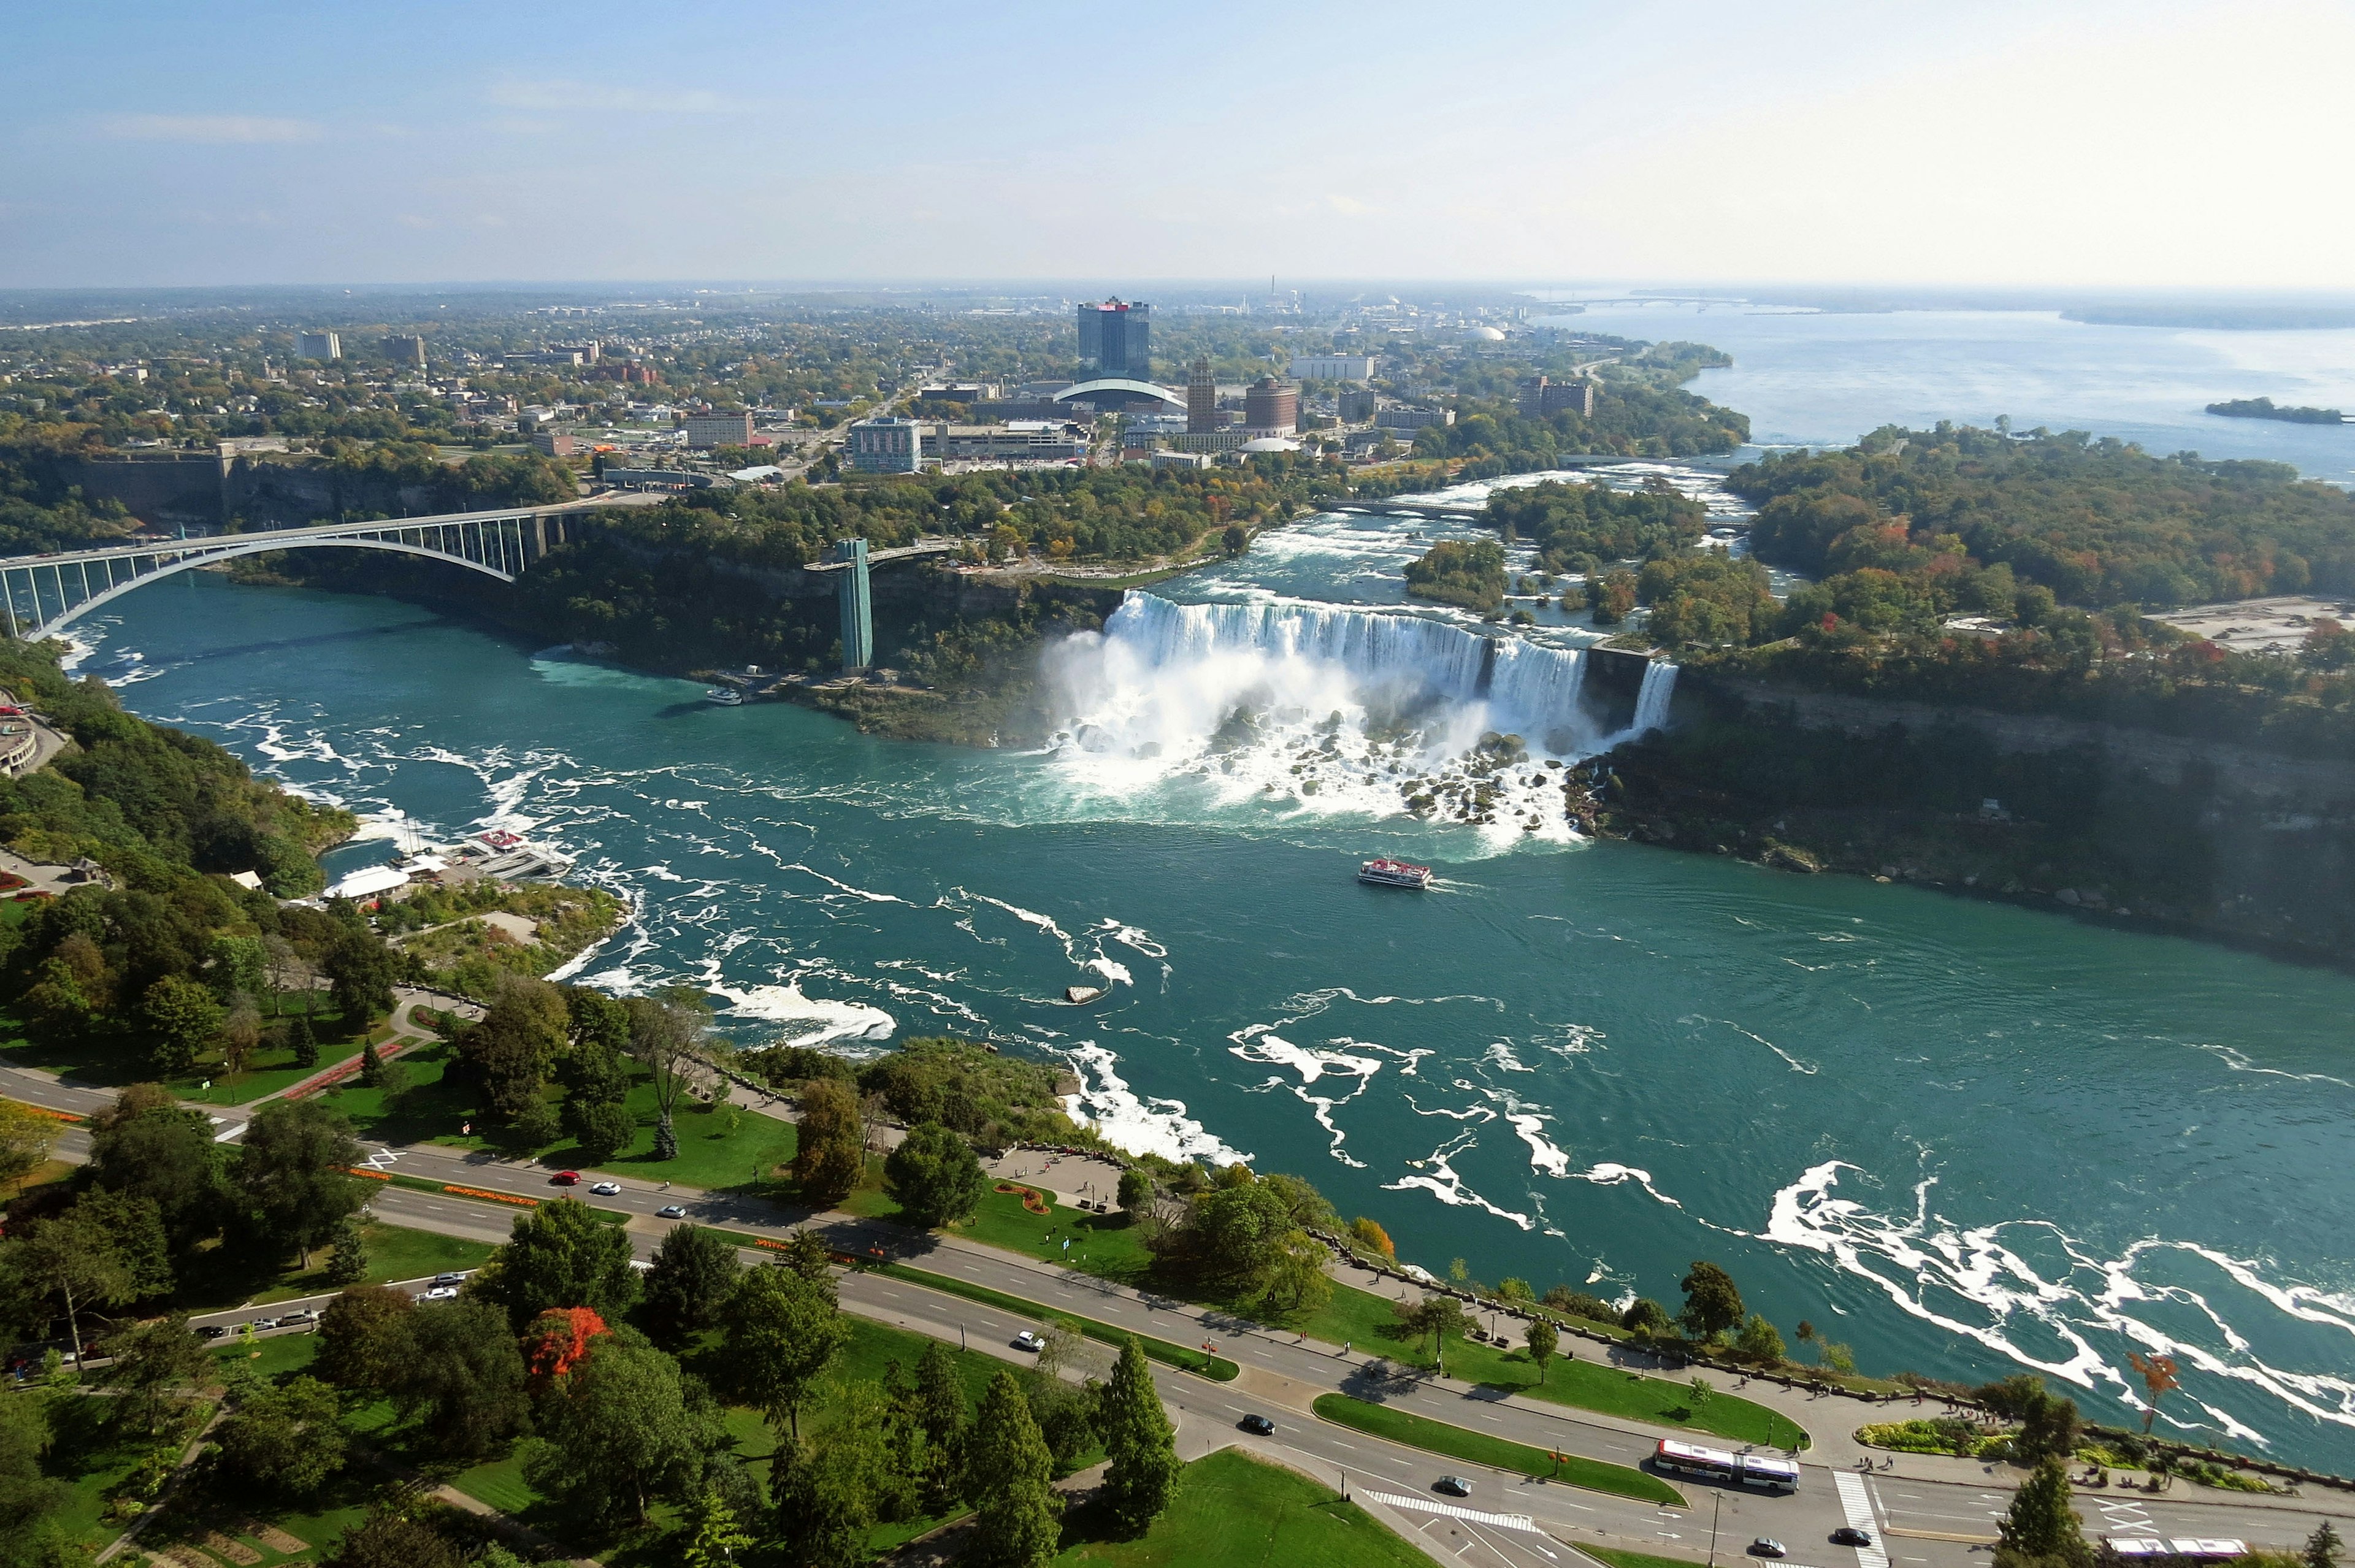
837, 537, 872, 671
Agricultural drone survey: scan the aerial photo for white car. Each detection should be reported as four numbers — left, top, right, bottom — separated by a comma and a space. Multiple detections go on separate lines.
590, 1180, 621, 1196
1013, 1331, 1044, 1352
417, 1285, 459, 1302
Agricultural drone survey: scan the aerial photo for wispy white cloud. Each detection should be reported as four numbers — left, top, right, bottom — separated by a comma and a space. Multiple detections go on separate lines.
98, 114, 321, 144
486, 77, 750, 114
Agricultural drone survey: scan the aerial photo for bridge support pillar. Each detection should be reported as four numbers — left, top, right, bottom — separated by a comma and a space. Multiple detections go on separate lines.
837, 538, 872, 672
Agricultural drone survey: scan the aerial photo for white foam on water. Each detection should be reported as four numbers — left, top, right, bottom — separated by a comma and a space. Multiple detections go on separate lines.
1762, 1159, 2355, 1441
1382, 1129, 1535, 1230
1571, 1162, 1687, 1209
706, 978, 897, 1047
1054, 1041, 1249, 1165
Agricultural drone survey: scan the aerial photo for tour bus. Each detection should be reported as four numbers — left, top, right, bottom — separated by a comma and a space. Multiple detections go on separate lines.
2104, 1541, 2248, 1563
1653, 1440, 1801, 1493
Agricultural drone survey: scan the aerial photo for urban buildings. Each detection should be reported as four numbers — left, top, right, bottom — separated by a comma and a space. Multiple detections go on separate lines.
1518, 375, 1596, 419
531, 431, 577, 457
1078, 299, 1151, 379
381, 334, 427, 368
1376, 405, 1455, 430
1338, 388, 1376, 423
1289, 354, 1376, 381
1243, 376, 1299, 436
1186, 356, 1219, 434
847, 416, 924, 472
683, 411, 756, 448
930, 424, 1085, 462
296, 331, 341, 361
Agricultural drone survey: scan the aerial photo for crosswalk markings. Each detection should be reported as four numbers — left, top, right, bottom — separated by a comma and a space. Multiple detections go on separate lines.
1363, 1491, 1543, 1534
1837, 1473, 1891, 1568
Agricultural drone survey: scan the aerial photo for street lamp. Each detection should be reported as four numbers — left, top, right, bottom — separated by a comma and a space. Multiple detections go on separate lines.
1707, 1488, 1723, 1568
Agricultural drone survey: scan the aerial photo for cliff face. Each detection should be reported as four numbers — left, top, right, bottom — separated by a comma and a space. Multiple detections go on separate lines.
1593, 673, 2355, 964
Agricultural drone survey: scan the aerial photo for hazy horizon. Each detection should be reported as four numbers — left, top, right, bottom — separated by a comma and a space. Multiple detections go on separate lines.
5, 0, 2346, 291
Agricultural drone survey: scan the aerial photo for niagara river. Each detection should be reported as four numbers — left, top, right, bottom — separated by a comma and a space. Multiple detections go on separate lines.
63, 484, 2355, 1475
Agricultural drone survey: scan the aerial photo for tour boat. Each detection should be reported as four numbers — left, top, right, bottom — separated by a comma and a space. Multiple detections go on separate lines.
1357, 857, 1432, 890
705, 687, 745, 706
428, 829, 575, 882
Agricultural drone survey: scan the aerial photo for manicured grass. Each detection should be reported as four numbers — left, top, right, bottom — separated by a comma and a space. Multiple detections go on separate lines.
140, 1473, 375, 1568
1055, 1447, 1433, 1567
1300, 1282, 1806, 1448
26, 1386, 157, 1556
1312, 1395, 1684, 1505
0, 990, 381, 1101
170, 1221, 500, 1313
873, 1261, 1239, 1381
333, 1055, 801, 1193
850, 1176, 1154, 1283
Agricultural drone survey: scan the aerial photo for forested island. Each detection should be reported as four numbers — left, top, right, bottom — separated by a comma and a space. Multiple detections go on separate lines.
2206, 396, 2346, 425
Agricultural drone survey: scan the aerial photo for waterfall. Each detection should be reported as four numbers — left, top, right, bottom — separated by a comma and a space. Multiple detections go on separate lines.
1094, 592, 1592, 738
1630, 660, 1677, 735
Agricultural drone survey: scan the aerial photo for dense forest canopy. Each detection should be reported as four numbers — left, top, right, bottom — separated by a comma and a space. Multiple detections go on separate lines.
1731, 423, 2355, 606
1482, 478, 1710, 574
1401, 538, 1506, 611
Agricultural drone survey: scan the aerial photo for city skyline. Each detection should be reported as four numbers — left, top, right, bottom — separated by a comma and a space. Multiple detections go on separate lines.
4, 0, 2348, 291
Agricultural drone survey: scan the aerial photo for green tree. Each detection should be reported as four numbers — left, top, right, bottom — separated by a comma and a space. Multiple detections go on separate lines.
721, 1261, 850, 1438
1525, 1317, 1559, 1385
1116, 1168, 1153, 1213
1394, 1294, 1467, 1364
478, 1195, 640, 1330
0, 1100, 58, 1197
625, 989, 708, 1162
914, 1337, 968, 1513
1678, 1260, 1744, 1340
207, 935, 269, 1001
883, 1121, 985, 1227
397, 1299, 531, 1457
566, 1096, 635, 1163
324, 1212, 370, 1286
0, 1391, 74, 1568
100, 1314, 210, 1435
0, 1204, 142, 1366
237, 1098, 366, 1266
792, 1077, 865, 1205
680, 1486, 754, 1568
324, 925, 396, 1026
323, 1511, 465, 1568
523, 1331, 719, 1529
643, 1223, 743, 1345
1736, 1313, 1786, 1364
216, 1375, 348, 1497
461, 977, 569, 1126
313, 1285, 415, 1392
963, 1371, 1062, 1567
85, 1088, 222, 1248
142, 974, 222, 1076
2304, 1521, 2343, 1568
288, 1008, 318, 1068
770, 1382, 902, 1568
358, 1040, 384, 1087
1098, 1336, 1179, 1536
1994, 1456, 2091, 1568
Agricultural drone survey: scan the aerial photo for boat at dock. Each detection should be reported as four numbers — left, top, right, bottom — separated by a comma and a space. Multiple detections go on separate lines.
705, 687, 745, 706
1358, 857, 1432, 890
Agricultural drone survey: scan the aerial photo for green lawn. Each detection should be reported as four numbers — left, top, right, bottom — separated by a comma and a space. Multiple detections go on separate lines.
331, 1054, 800, 1193
0, 990, 383, 1104
169, 1221, 499, 1312
1311, 1395, 1684, 1505
24, 1386, 158, 1558
872, 1261, 1239, 1381
1056, 1448, 1433, 1567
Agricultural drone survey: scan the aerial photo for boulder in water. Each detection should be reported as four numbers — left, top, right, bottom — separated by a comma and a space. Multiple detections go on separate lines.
1064, 984, 1108, 1004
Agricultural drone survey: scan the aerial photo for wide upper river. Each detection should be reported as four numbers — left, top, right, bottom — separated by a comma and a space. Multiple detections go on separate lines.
66, 307, 2355, 1472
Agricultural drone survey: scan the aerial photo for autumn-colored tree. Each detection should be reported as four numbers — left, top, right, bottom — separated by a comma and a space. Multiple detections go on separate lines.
523, 1306, 613, 1386
2128, 1352, 2180, 1434
1349, 1216, 1395, 1260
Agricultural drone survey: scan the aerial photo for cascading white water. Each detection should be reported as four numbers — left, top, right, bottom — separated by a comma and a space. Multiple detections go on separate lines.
1038, 592, 1615, 843
1629, 660, 1677, 736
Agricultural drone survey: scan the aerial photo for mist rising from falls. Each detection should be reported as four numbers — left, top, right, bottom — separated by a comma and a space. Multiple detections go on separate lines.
1038, 593, 1657, 843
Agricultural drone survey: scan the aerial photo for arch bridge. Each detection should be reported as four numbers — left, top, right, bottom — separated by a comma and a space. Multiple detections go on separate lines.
1050, 378, 1187, 412
0, 501, 605, 641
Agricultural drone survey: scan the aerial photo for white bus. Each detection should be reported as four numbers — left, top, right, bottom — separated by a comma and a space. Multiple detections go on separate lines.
1653, 1440, 1801, 1493
2105, 1540, 2248, 1564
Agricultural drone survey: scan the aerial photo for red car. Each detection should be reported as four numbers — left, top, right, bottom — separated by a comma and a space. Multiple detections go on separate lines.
551, 1171, 581, 1185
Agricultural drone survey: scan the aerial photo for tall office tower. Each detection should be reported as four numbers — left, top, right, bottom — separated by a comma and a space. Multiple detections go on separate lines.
1078, 299, 1151, 379
296, 331, 341, 361
1186, 356, 1218, 434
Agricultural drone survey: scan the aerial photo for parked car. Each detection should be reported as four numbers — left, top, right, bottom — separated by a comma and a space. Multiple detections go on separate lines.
1832, 1529, 1875, 1547
551, 1171, 581, 1185
432, 1272, 467, 1286
197, 1325, 227, 1340
418, 1286, 459, 1302
1013, 1331, 1044, 1353
1750, 1540, 1788, 1559
1239, 1414, 1275, 1435
1435, 1477, 1473, 1497
247, 1317, 279, 1331
657, 1204, 687, 1219
275, 1309, 318, 1326
590, 1180, 621, 1196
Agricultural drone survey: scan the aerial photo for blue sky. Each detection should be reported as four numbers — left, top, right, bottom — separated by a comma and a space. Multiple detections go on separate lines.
3, 0, 2346, 288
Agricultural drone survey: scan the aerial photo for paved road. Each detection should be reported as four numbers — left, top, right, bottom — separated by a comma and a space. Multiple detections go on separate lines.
11, 1068, 2352, 1567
